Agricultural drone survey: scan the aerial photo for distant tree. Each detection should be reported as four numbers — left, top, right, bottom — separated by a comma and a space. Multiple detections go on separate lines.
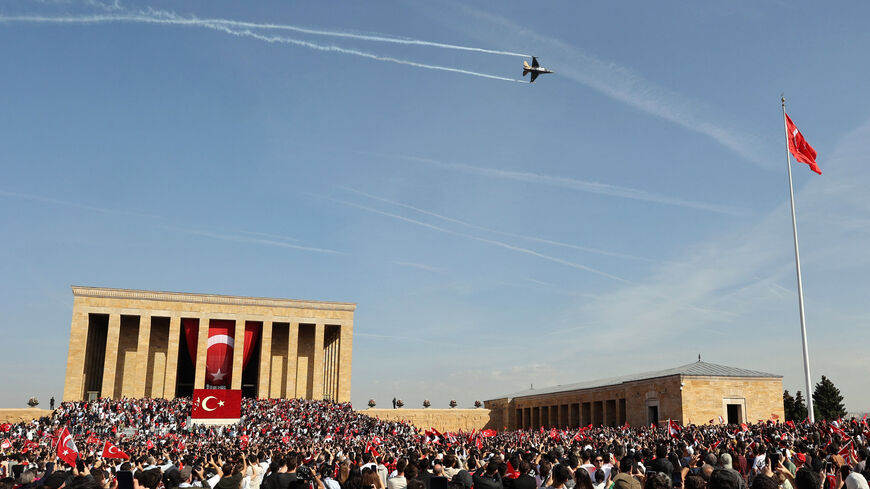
783, 390, 796, 421
812, 376, 846, 420
793, 391, 808, 420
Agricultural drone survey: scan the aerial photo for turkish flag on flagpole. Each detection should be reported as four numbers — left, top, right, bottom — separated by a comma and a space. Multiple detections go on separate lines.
56, 427, 79, 467
785, 113, 821, 175
101, 440, 130, 459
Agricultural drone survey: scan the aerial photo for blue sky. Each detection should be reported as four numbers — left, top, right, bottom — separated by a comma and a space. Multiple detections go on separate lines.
2, 1, 868, 413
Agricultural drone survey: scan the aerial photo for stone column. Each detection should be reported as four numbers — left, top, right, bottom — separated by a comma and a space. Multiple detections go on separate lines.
194, 317, 210, 389
285, 322, 299, 398
163, 316, 181, 399
100, 313, 121, 399
258, 320, 273, 398
62, 308, 89, 401
231, 317, 246, 390
133, 313, 152, 398
337, 321, 353, 402
312, 323, 325, 399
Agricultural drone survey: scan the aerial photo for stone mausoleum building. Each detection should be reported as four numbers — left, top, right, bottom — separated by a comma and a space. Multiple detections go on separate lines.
63, 286, 354, 402
485, 361, 783, 430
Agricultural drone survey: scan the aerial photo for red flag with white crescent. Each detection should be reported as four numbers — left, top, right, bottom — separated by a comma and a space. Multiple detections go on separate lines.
785, 113, 821, 175
102, 440, 130, 459
191, 389, 242, 421
0, 438, 11, 450
56, 427, 79, 467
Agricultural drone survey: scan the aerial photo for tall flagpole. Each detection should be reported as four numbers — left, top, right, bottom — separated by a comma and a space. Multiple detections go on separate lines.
781, 96, 815, 423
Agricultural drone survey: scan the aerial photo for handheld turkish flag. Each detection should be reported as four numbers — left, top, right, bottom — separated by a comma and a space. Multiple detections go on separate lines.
365, 441, 379, 458
480, 429, 497, 438
56, 427, 79, 467
0, 424, 11, 432
101, 440, 130, 459
785, 113, 821, 175
146, 440, 154, 450
86, 434, 100, 444
1, 438, 11, 449
191, 389, 242, 424
668, 419, 681, 438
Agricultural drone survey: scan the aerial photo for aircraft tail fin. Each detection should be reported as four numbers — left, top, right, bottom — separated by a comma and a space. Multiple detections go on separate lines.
523, 61, 531, 69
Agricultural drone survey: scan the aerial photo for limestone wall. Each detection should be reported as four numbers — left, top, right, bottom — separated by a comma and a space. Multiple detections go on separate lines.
363, 408, 492, 432
681, 376, 783, 424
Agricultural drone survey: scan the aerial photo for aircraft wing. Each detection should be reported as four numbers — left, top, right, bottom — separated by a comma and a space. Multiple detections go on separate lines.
531, 57, 540, 68
530, 71, 539, 83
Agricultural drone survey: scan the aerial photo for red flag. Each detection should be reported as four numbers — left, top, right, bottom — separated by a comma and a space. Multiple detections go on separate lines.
549, 428, 559, 439
838, 440, 854, 465
56, 427, 79, 467
0, 438, 11, 450
506, 462, 520, 479
740, 423, 749, 432
573, 431, 584, 442
480, 429, 497, 438
0, 424, 11, 433
281, 435, 290, 444
101, 441, 130, 459
86, 434, 100, 445
771, 413, 780, 420
191, 389, 242, 422
668, 419, 681, 438
710, 439, 722, 450
146, 440, 154, 450
718, 416, 724, 424
365, 441, 379, 458
475, 437, 483, 450
785, 113, 820, 175
177, 440, 186, 451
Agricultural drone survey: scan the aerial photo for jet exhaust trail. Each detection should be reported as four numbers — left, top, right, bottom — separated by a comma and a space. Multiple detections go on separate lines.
157, 12, 531, 57
0, 11, 527, 82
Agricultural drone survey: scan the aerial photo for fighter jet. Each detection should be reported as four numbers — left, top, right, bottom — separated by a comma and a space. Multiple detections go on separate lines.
522, 56, 553, 83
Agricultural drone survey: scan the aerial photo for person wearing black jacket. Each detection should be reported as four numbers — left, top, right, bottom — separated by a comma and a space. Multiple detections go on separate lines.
512, 462, 536, 489
472, 462, 503, 489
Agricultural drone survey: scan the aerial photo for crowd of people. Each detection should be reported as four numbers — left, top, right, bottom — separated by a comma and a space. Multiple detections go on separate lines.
0, 398, 868, 489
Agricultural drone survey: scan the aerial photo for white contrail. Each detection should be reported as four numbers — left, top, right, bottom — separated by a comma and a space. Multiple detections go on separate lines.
0, 12, 527, 83
330, 197, 630, 283
147, 9, 531, 57
394, 154, 751, 216
340, 186, 652, 262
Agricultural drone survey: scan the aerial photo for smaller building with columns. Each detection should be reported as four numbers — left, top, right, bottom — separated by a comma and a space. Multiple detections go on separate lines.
484, 361, 783, 430
63, 286, 354, 402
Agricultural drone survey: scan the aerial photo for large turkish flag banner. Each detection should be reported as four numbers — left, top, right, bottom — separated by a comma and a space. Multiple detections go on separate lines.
191, 389, 242, 423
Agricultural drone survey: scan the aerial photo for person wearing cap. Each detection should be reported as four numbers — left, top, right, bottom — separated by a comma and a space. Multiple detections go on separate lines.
718, 454, 747, 489
610, 458, 640, 489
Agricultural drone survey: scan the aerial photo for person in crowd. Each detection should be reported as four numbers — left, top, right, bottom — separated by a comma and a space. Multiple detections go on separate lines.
2, 397, 869, 489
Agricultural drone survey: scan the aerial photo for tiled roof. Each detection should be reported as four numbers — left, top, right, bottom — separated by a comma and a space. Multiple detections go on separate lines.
491, 361, 780, 400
